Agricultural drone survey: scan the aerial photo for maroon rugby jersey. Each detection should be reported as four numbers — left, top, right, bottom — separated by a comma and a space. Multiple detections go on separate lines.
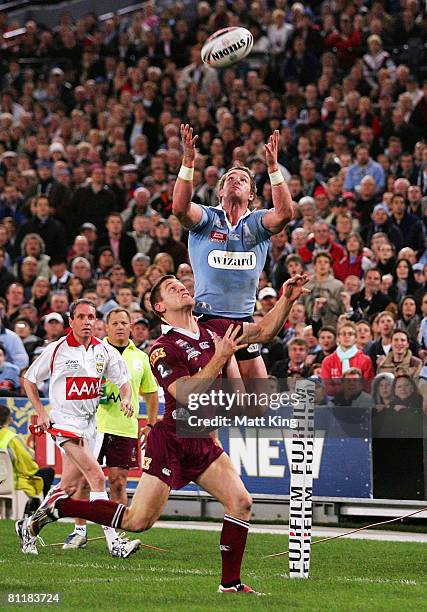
149, 318, 243, 424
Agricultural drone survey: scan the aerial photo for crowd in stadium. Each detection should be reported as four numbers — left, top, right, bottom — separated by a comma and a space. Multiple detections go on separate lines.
0, 0, 425, 410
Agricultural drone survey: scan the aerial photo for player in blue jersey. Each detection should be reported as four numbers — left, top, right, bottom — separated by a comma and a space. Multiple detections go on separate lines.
173, 124, 295, 378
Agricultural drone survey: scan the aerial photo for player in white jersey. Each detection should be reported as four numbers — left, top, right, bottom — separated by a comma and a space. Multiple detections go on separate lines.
18, 298, 141, 558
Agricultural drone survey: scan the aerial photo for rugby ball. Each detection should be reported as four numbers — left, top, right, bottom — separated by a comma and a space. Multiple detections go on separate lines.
201, 26, 253, 68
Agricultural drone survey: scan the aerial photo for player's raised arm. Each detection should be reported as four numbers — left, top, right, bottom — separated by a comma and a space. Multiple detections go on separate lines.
243, 274, 311, 344
262, 129, 295, 233
172, 123, 203, 229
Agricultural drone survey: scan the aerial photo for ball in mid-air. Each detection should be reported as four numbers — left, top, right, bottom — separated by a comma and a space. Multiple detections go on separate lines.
201, 26, 253, 68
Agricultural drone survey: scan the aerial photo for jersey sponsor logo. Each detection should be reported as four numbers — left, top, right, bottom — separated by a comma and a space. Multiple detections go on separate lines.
229, 233, 240, 241
94, 353, 106, 374
210, 230, 227, 243
65, 377, 100, 400
199, 341, 210, 349
65, 359, 79, 371
150, 347, 166, 367
142, 456, 152, 470
176, 339, 192, 350
162, 467, 171, 476
247, 343, 259, 353
195, 301, 212, 312
207, 250, 257, 270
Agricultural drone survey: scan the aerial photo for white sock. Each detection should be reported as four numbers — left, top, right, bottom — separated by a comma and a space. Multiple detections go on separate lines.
74, 525, 87, 537
90, 491, 117, 548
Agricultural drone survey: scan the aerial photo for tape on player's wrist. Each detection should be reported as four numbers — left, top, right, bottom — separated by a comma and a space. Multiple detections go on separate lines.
178, 165, 194, 181
269, 170, 284, 186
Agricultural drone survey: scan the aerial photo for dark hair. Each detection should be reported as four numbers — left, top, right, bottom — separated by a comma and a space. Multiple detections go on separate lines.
69, 298, 96, 319
96, 276, 112, 287
392, 328, 410, 342
0, 403, 10, 427
319, 325, 337, 337
288, 337, 308, 349
149, 274, 175, 316
117, 283, 134, 293
313, 250, 333, 265
364, 267, 381, 278
106, 307, 131, 323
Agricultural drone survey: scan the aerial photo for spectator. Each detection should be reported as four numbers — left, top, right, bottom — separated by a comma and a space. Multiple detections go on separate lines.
13, 317, 42, 358
95, 212, 137, 276
311, 325, 337, 366
70, 257, 93, 287
351, 269, 391, 322
0, 311, 29, 371
321, 321, 374, 379
300, 251, 345, 327
298, 221, 345, 267
0, 342, 20, 395
396, 295, 420, 343
147, 219, 188, 269
14, 195, 66, 260
0, 246, 15, 297
131, 316, 151, 352
361, 205, 404, 256
42, 312, 65, 344
389, 258, 423, 304
5, 282, 25, 323
19, 234, 51, 279
95, 277, 118, 317
389, 194, 424, 253
271, 337, 311, 379
70, 166, 117, 235
49, 257, 72, 291
122, 187, 154, 230
377, 329, 422, 378
344, 146, 385, 192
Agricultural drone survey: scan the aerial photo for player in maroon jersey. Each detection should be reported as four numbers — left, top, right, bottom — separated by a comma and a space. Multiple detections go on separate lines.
17, 273, 309, 595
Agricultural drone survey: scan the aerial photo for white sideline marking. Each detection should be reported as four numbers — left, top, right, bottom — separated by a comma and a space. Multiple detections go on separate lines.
152, 521, 427, 544
277, 574, 420, 586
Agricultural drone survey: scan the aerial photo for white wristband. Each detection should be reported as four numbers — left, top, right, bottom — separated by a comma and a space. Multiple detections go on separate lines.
269, 170, 284, 186
178, 165, 194, 181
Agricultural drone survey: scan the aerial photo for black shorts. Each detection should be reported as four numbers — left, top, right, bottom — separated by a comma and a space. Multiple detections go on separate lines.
97, 433, 139, 470
196, 313, 260, 361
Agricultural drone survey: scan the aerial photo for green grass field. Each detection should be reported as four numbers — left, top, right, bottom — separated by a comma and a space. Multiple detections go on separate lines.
0, 520, 426, 611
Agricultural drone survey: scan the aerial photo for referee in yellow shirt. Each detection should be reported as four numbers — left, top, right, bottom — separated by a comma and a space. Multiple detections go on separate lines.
63, 307, 158, 549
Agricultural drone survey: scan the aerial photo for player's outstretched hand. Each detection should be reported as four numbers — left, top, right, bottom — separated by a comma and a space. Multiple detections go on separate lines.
264, 129, 279, 169
180, 123, 198, 165
282, 273, 311, 302
120, 399, 134, 418
213, 324, 248, 363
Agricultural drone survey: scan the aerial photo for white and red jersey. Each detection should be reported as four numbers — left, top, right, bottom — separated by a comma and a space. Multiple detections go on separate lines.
25, 332, 129, 423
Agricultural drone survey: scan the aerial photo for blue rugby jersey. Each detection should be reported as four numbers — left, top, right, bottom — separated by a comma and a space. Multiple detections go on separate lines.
189, 205, 272, 317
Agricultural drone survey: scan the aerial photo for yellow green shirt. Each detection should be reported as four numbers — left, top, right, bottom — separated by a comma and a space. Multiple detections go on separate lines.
0, 427, 43, 497
96, 338, 158, 438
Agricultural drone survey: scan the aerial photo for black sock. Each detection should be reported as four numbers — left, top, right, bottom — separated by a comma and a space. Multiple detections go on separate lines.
221, 579, 241, 588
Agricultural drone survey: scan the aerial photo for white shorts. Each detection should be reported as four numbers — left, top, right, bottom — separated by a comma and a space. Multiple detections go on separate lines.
50, 412, 102, 457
